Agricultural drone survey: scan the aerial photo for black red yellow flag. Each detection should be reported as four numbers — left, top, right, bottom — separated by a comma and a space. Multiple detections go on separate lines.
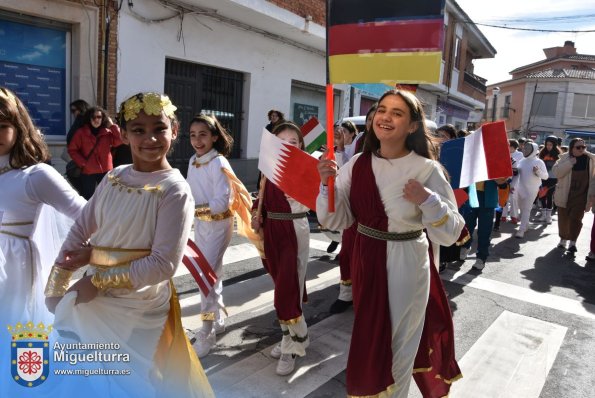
328, 0, 445, 84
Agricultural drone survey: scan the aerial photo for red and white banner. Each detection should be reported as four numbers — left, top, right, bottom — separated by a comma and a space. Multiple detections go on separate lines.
182, 239, 217, 296
258, 129, 321, 210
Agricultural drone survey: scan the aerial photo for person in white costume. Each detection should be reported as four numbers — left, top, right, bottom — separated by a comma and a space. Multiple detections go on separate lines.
186, 114, 236, 357
502, 139, 524, 223
0, 87, 86, 326
44, 92, 213, 398
0, 87, 86, 396
512, 142, 548, 238
316, 89, 465, 397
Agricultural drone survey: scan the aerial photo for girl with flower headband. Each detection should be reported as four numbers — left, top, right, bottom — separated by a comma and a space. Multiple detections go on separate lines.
45, 92, 213, 397
0, 87, 86, 395
186, 113, 256, 358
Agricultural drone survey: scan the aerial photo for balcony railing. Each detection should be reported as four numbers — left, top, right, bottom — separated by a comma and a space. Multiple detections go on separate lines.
463, 71, 487, 93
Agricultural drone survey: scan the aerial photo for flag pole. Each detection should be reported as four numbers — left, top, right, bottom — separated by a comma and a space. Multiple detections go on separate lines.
325, 1, 335, 212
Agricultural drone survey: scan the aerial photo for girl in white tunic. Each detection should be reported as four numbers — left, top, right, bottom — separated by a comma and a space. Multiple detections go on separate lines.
317, 90, 464, 397
44, 93, 213, 398
0, 87, 85, 396
0, 87, 86, 327
186, 114, 236, 358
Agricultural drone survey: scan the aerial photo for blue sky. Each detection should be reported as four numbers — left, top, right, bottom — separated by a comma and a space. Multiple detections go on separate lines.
456, 0, 595, 85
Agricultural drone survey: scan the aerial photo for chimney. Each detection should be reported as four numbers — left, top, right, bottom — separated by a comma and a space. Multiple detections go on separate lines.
543, 41, 577, 59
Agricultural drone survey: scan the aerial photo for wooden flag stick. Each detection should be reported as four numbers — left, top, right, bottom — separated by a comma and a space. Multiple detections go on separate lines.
326, 83, 335, 212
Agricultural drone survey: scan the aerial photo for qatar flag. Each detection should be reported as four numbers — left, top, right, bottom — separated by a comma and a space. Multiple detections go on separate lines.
258, 129, 320, 210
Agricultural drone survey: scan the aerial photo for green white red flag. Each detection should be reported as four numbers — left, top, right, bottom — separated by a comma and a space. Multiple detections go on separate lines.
301, 117, 327, 154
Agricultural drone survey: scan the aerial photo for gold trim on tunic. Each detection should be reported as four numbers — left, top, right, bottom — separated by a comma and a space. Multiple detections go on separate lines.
340, 279, 352, 286
347, 383, 396, 398
2, 221, 34, 226
44, 266, 74, 297
90, 247, 151, 268
0, 230, 28, 239
0, 166, 12, 175
278, 315, 303, 325
357, 224, 423, 241
456, 233, 471, 246
194, 205, 233, 221
267, 211, 308, 220
200, 312, 216, 321
91, 265, 134, 290
430, 213, 449, 227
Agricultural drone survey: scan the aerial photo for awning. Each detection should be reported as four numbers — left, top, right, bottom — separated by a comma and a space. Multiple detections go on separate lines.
564, 129, 595, 137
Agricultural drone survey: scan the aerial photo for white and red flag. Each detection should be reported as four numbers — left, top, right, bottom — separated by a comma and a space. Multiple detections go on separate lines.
301, 117, 327, 154
258, 129, 321, 210
440, 121, 513, 189
182, 239, 217, 296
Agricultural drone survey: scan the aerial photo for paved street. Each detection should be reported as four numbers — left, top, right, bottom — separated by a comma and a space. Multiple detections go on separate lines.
174, 211, 595, 398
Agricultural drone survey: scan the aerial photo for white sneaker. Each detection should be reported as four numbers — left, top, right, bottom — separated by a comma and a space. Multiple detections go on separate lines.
276, 353, 296, 376
270, 344, 282, 359
459, 247, 470, 260
515, 230, 525, 239
213, 321, 226, 335
472, 259, 485, 270
194, 330, 216, 358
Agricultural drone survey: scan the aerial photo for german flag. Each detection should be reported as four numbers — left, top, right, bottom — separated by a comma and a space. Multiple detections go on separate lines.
328, 0, 445, 85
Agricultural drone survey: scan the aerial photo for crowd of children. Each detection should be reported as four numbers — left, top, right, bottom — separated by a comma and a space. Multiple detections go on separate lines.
2, 84, 594, 397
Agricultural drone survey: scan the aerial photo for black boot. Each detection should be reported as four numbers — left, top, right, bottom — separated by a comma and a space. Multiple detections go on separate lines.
326, 241, 339, 253
329, 299, 353, 314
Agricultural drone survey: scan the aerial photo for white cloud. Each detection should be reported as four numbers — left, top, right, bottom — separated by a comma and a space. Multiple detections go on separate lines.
17, 51, 43, 62
455, 0, 595, 84
33, 44, 51, 54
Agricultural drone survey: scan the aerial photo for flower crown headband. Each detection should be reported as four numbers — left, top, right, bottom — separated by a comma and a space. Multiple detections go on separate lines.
119, 92, 177, 122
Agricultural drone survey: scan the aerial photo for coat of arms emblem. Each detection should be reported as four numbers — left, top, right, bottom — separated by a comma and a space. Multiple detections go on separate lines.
8, 321, 52, 387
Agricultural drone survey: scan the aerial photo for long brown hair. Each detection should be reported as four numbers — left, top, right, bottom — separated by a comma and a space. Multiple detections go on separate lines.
0, 87, 50, 168
189, 114, 234, 157
363, 89, 437, 160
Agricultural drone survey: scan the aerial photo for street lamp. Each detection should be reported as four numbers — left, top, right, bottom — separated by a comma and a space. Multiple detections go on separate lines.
491, 86, 500, 122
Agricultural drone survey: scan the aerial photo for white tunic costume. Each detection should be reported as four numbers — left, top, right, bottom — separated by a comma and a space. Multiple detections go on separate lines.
512, 143, 548, 233
0, 154, 85, 326
187, 149, 234, 326
51, 165, 212, 398
317, 151, 464, 397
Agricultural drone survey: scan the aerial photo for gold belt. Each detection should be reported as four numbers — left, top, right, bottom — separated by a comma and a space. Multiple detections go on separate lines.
0, 221, 34, 239
357, 224, 423, 241
90, 246, 151, 268
267, 211, 308, 220
194, 204, 233, 221
2, 221, 34, 226
0, 230, 29, 239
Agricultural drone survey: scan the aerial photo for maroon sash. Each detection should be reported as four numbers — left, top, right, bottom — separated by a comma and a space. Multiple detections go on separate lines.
262, 180, 305, 321
347, 152, 461, 397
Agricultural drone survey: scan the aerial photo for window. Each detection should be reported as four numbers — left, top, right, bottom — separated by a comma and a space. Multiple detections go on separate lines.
0, 16, 68, 137
572, 94, 595, 119
454, 36, 461, 70
502, 95, 512, 118
530, 93, 558, 117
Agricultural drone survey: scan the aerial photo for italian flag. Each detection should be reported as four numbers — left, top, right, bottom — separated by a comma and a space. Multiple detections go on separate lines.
301, 117, 327, 154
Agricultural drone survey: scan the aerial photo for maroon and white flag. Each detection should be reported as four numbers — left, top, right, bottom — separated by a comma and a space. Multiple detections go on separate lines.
258, 129, 320, 210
